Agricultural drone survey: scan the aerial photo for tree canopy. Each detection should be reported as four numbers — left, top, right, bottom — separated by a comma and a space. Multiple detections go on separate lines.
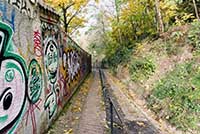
44, 0, 90, 34
86, 0, 200, 69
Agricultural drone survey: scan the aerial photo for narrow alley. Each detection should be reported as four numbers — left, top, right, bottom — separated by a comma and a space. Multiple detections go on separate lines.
1, 0, 200, 134
46, 69, 171, 134
47, 70, 107, 134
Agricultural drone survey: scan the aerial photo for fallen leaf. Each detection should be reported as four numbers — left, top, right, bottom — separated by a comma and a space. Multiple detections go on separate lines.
136, 121, 145, 127
104, 124, 109, 129
64, 128, 73, 134
75, 117, 79, 120
165, 115, 169, 119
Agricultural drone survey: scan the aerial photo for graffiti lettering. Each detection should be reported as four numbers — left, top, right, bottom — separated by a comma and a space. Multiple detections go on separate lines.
69, 50, 80, 81
44, 37, 59, 119
44, 90, 57, 119
26, 60, 43, 134
28, 59, 42, 104
0, 1, 15, 31
44, 38, 58, 84
0, 21, 27, 133
7, 0, 33, 17
62, 49, 80, 84
0, 2, 92, 133
0, 59, 26, 132
29, 0, 37, 4
33, 30, 42, 57
41, 21, 59, 34
42, 20, 60, 120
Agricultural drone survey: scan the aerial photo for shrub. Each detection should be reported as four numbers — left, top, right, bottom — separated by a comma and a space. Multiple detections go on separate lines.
147, 61, 200, 131
187, 21, 200, 51
102, 45, 133, 73
129, 57, 156, 81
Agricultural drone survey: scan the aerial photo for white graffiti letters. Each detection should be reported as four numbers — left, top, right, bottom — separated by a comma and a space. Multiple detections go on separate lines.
44, 38, 58, 84
63, 49, 80, 84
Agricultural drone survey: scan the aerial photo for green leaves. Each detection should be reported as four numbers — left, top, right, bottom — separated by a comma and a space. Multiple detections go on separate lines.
187, 21, 200, 51
148, 61, 200, 131
129, 57, 156, 81
103, 44, 132, 72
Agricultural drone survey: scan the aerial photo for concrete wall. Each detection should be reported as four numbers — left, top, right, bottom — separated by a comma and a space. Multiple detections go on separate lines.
0, 0, 91, 133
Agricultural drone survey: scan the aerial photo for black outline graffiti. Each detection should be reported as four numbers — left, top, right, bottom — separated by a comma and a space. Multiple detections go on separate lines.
0, 22, 27, 133
44, 38, 58, 84
27, 59, 43, 104
44, 37, 59, 119
62, 49, 81, 86
10, 0, 32, 17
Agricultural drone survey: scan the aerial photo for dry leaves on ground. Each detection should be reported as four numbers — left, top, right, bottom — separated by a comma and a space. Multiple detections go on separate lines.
64, 128, 73, 134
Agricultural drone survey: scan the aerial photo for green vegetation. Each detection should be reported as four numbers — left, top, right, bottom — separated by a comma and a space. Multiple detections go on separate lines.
102, 45, 133, 73
147, 61, 200, 131
87, 0, 200, 70
129, 57, 156, 81
187, 21, 200, 51
86, 0, 200, 132
151, 39, 182, 56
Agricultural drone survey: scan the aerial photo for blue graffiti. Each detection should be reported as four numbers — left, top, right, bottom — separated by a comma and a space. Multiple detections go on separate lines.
0, 1, 15, 31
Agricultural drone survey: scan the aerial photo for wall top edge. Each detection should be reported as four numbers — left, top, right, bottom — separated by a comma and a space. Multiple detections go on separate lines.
38, 0, 60, 18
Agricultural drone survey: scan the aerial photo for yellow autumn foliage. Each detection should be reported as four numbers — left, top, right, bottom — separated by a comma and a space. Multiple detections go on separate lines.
44, 0, 89, 34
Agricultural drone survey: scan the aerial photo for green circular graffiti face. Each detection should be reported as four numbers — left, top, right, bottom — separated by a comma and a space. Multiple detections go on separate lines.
45, 39, 58, 84
5, 69, 15, 82
28, 59, 43, 104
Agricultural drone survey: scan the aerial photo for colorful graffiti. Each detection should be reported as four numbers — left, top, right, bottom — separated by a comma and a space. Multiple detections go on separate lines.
0, 0, 91, 133
28, 59, 42, 104
41, 20, 61, 120
44, 37, 59, 119
44, 38, 59, 84
33, 30, 42, 57
0, 21, 27, 133
0, 1, 15, 31
26, 60, 43, 134
62, 49, 81, 85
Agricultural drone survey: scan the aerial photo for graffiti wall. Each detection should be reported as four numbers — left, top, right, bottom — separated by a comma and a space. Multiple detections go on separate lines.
0, 0, 91, 134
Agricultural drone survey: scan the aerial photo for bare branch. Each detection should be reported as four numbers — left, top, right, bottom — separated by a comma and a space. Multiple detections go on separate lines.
70, 25, 82, 35
66, 8, 82, 26
60, 2, 75, 11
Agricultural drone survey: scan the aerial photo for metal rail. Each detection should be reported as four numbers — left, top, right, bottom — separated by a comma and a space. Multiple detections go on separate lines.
99, 69, 125, 134
99, 69, 161, 134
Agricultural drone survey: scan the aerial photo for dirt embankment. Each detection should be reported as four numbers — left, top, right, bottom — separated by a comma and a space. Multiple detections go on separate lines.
113, 26, 197, 133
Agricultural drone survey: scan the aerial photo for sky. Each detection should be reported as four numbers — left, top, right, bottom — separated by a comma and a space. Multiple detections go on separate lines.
72, 0, 116, 51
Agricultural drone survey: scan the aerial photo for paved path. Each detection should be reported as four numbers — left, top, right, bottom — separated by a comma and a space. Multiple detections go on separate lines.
47, 70, 106, 134
47, 69, 165, 134
76, 70, 106, 134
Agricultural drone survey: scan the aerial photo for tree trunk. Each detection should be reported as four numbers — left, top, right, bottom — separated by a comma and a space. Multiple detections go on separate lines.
155, 0, 164, 34
62, 8, 68, 33
192, 0, 200, 21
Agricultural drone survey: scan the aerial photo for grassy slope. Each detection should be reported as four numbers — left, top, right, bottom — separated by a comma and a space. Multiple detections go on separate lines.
116, 27, 200, 132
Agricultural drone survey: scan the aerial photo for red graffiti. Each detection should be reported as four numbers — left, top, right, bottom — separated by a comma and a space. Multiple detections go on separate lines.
56, 81, 63, 108
59, 73, 70, 98
23, 99, 42, 134
47, 16, 53, 24
34, 30, 42, 57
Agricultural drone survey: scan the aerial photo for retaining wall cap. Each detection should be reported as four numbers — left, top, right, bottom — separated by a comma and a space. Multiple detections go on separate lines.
38, 0, 60, 17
